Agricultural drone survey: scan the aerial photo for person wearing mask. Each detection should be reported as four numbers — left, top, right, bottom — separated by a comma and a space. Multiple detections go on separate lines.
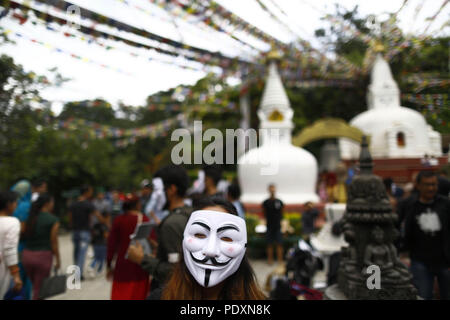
10, 179, 32, 299
106, 194, 150, 300
127, 165, 192, 294
262, 184, 284, 265
0, 191, 22, 299
21, 194, 60, 300
68, 185, 100, 280
227, 183, 245, 220
402, 171, 450, 300
159, 197, 266, 300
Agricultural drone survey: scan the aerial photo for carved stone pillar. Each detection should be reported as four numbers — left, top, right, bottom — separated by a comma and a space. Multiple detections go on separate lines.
327, 136, 417, 299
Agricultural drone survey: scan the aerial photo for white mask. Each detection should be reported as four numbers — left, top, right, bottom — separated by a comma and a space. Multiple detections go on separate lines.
183, 210, 247, 288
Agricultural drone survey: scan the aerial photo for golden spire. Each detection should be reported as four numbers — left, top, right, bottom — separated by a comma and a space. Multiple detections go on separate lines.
267, 43, 282, 61
373, 41, 385, 53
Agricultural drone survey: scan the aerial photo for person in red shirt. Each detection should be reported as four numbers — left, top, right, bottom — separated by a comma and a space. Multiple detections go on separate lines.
106, 194, 150, 300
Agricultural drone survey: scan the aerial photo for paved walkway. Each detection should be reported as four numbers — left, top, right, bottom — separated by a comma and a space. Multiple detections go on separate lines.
48, 233, 285, 300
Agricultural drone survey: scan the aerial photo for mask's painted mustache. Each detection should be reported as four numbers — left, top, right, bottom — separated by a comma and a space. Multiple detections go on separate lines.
190, 252, 231, 267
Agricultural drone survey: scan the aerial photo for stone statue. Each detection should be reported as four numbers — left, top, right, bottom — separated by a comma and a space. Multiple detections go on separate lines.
326, 136, 417, 300
362, 226, 402, 284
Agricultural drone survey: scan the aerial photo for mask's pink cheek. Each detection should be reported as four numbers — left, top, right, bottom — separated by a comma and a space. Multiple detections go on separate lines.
185, 236, 205, 252
222, 244, 242, 258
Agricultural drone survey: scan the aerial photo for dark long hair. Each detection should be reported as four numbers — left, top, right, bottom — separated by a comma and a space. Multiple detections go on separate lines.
161, 197, 266, 300
0, 191, 18, 212
25, 193, 53, 239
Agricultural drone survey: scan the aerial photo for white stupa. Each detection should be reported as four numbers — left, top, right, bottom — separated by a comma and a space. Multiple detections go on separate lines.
340, 54, 442, 159
238, 52, 319, 204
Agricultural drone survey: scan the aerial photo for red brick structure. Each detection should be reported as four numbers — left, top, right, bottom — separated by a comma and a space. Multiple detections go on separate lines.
343, 156, 448, 185
243, 202, 326, 218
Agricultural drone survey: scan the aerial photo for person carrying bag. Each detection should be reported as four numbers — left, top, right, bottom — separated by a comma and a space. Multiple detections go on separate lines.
39, 267, 67, 299
22, 194, 61, 300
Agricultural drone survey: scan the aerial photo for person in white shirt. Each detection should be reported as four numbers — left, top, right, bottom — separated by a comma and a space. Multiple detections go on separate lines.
144, 177, 168, 225
0, 191, 22, 299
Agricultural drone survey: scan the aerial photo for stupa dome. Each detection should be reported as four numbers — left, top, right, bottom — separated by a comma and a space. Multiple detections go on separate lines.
340, 54, 442, 159
238, 59, 319, 204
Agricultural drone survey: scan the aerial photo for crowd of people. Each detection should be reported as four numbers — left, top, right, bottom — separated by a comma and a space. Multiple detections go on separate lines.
1, 162, 449, 300
0, 165, 265, 300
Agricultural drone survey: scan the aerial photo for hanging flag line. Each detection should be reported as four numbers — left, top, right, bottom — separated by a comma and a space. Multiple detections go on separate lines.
31, 0, 255, 67
2, 0, 255, 72
254, 0, 303, 40
189, 0, 358, 75
54, 113, 186, 139
0, 1, 195, 60
3, 10, 221, 74
401, 93, 449, 109
1, 0, 254, 77
395, 0, 410, 15
2, 1, 353, 81
306, 0, 439, 71
153, 0, 286, 49
187, 0, 349, 74
299, 0, 414, 74
3, 0, 362, 80
117, 0, 263, 55
1, 27, 136, 76
422, 0, 449, 34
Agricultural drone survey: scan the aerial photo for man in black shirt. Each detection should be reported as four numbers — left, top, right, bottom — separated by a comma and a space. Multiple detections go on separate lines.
262, 184, 284, 265
403, 171, 450, 300
68, 185, 99, 280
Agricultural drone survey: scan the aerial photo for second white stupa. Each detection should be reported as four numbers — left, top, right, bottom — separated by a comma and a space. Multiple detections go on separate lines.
339, 54, 442, 159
